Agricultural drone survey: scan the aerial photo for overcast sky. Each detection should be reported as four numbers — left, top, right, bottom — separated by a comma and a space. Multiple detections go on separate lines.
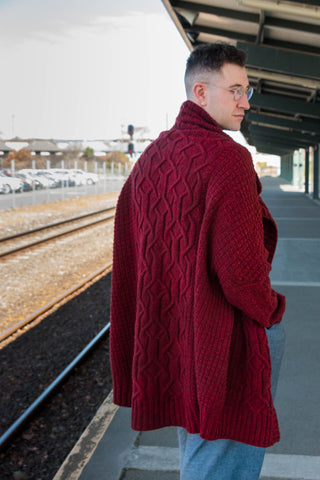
0, 0, 190, 140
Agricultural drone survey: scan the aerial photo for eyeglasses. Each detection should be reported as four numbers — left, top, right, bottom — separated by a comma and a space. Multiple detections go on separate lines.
202, 83, 254, 101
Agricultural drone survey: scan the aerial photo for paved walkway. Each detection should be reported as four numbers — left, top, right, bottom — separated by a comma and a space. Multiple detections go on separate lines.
54, 176, 320, 480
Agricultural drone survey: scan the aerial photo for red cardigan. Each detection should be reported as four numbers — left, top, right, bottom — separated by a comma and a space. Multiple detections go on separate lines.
110, 101, 286, 447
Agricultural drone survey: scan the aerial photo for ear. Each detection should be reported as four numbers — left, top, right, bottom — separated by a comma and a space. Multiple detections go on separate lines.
193, 83, 207, 107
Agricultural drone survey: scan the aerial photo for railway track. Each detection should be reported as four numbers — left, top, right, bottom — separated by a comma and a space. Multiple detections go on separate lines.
0, 262, 113, 456
0, 206, 116, 258
0, 262, 113, 343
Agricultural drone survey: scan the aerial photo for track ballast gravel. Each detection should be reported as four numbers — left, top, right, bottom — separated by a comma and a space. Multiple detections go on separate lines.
0, 273, 113, 480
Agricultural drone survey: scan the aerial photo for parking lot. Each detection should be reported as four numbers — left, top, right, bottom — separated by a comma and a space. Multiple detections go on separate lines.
0, 168, 126, 210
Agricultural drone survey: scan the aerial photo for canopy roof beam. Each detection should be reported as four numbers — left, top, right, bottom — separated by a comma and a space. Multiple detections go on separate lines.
171, 1, 320, 35
254, 143, 294, 155
246, 112, 320, 135
250, 93, 320, 118
237, 42, 320, 80
249, 125, 320, 147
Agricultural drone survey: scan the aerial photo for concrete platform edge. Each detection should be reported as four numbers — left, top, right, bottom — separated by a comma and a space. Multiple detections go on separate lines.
53, 390, 118, 480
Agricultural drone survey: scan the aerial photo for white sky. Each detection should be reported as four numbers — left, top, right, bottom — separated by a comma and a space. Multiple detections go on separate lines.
0, 0, 189, 140
0, 0, 279, 166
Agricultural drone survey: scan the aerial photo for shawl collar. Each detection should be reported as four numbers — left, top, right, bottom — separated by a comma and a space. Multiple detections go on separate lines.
175, 100, 224, 135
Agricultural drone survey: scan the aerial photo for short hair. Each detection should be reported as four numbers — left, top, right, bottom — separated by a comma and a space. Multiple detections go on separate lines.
184, 42, 247, 98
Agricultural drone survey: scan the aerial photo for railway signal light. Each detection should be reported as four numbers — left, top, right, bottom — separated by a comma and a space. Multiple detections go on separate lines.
128, 142, 134, 155
128, 124, 134, 137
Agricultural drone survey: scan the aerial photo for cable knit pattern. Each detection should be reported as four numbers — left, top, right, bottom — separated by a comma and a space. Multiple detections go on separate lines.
110, 101, 286, 447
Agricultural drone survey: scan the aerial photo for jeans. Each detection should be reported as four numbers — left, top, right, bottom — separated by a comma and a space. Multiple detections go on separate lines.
178, 322, 286, 480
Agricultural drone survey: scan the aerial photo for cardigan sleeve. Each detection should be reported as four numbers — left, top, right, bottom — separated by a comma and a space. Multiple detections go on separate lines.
208, 144, 285, 328
110, 177, 137, 406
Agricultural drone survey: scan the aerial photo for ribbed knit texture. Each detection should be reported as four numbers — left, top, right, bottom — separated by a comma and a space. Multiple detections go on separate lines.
110, 101, 286, 448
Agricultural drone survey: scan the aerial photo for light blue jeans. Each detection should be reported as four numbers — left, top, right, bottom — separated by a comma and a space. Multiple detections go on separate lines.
178, 322, 286, 480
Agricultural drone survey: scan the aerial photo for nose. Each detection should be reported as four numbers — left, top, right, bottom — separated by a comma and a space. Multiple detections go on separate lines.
238, 94, 250, 110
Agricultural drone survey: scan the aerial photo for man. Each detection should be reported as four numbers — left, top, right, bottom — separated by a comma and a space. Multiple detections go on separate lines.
110, 43, 286, 480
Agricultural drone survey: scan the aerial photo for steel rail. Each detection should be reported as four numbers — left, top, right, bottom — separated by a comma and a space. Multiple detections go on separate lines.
0, 322, 111, 452
0, 262, 113, 343
0, 206, 116, 243
0, 209, 115, 258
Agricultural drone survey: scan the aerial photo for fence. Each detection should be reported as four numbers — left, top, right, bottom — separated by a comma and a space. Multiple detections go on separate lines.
0, 159, 131, 210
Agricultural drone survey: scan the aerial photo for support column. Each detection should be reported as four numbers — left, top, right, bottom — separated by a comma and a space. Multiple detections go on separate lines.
280, 153, 294, 182
305, 147, 310, 194
313, 144, 319, 200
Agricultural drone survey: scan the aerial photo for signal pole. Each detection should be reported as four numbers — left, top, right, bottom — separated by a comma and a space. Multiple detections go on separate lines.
127, 124, 134, 156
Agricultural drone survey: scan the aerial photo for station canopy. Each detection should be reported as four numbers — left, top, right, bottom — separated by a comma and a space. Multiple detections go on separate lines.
162, 0, 320, 156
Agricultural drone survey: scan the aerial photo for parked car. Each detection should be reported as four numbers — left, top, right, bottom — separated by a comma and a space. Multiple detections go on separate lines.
16, 171, 42, 190
18, 169, 51, 189
50, 169, 76, 187
0, 172, 23, 193
0, 168, 12, 177
71, 169, 99, 185
35, 171, 58, 188
41, 170, 61, 187
15, 173, 34, 191
69, 170, 87, 186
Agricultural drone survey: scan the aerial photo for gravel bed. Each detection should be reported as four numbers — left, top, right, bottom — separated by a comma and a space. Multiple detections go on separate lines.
0, 192, 118, 237
0, 194, 116, 334
0, 273, 113, 480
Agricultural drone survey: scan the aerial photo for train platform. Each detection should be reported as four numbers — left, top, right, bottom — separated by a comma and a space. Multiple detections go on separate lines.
53, 175, 320, 480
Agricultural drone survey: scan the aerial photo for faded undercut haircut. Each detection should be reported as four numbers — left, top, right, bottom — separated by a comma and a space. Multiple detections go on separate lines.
184, 42, 247, 99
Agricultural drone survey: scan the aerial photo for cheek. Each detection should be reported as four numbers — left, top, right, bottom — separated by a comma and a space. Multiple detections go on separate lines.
207, 96, 234, 128
208, 97, 224, 119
